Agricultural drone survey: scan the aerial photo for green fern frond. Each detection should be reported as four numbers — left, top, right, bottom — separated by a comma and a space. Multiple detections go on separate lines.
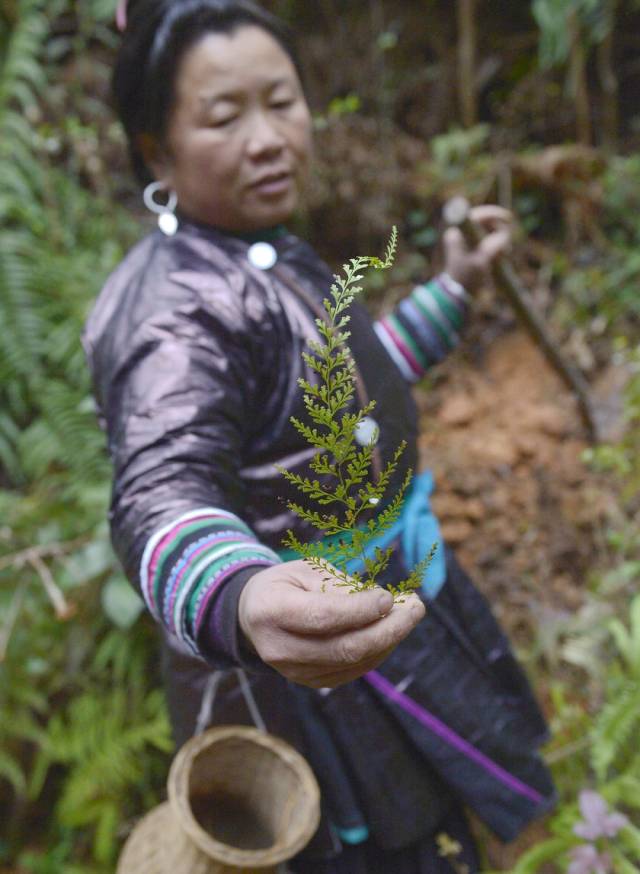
280, 230, 432, 597
0, 748, 28, 796
0, 3, 170, 868
390, 541, 439, 600
591, 680, 640, 781
605, 772, 640, 810
617, 823, 640, 858
608, 594, 640, 677
507, 837, 574, 874
29, 685, 171, 862
0, 0, 138, 488
284, 505, 342, 535
0, 235, 46, 379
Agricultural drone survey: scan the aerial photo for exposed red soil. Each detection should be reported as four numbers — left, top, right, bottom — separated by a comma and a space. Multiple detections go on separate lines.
415, 329, 625, 868
418, 330, 619, 646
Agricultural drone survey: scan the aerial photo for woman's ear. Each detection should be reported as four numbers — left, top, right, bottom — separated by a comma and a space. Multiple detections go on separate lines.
137, 133, 173, 184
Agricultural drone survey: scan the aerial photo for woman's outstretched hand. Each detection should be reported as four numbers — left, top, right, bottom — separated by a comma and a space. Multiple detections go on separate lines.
238, 560, 425, 688
443, 204, 514, 293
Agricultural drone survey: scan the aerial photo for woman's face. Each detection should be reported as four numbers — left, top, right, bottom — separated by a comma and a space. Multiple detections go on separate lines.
155, 25, 312, 233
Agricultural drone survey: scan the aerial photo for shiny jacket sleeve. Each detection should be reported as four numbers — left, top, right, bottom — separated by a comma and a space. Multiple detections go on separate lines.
373, 272, 470, 382
84, 261, 279, 668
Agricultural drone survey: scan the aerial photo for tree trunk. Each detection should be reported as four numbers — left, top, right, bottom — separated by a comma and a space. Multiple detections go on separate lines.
568, 8, 592, 146
456, 0, 477, 127
597, 0, 619, 151
370, 0, 391, 124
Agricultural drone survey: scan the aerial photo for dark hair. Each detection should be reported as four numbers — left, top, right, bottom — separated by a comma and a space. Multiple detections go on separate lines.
113, 0, 301, 186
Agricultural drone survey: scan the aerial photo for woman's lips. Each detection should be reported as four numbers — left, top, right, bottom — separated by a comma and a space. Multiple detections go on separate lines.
250, 172, 292, 197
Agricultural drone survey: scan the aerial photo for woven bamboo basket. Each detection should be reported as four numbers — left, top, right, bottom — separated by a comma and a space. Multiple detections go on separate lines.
117, 726, 321, 874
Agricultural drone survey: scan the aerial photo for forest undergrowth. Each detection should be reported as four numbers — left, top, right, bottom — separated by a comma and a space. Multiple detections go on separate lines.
1, 1, 640, 871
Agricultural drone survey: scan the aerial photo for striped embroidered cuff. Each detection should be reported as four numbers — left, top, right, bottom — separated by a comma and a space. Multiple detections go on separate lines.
140, 508, 279, 656
374, 274, 469, 383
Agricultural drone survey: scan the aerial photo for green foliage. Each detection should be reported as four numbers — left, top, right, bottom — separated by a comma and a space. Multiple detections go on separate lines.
583, 342, 640, 502
533, 0, 611, 69
550, 156, 640, 342
591, 597, 640, 783
415, 124, 495, 204
508, 349, 640, 872
280, 228, 432, 599
0, 1, 168, 870
591, 681, 640, 782
521, 468, 640, 872
29, 680, 171, 864
429, 124, 491, 169
0, 0, 138, 490
508, 597, 640, 873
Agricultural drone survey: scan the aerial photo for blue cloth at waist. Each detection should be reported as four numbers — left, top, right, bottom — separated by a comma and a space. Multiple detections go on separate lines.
345, 470, 445, 599
278, 470, 446, 600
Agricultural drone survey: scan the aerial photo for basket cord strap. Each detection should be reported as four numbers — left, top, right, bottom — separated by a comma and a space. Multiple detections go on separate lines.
235, 667, 267, 732
194, 668, 267, 735
194, 671, 223, 735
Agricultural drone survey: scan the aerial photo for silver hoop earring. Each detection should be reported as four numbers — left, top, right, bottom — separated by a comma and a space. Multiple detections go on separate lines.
143, 181, 178, 236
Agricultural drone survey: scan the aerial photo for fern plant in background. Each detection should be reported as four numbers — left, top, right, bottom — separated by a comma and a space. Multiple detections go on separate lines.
26, 629, 173, 867
510, 393, 640, 873
506, 595, 640, 874
0, 1, 171, 870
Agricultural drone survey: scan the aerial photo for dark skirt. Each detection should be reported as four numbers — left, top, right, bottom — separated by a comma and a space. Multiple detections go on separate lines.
288, 805, 480, 873
160, 547, 552, 868
161, 636, 481, 871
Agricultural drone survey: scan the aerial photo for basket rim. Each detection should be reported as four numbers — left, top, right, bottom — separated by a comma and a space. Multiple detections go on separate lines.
168, 725, 321, 867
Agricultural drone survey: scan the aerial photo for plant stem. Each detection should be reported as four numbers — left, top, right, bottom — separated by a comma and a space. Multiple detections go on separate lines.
456, 0, 478, 127
27, 554, 75, 620
0, 580, 27, 661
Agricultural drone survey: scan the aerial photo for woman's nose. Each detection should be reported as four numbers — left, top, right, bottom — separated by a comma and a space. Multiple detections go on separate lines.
246, 111, 286, 159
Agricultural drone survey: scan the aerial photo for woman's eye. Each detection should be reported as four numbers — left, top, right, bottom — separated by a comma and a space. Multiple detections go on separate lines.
210, 115, 237, 128
271, 99, 294, 110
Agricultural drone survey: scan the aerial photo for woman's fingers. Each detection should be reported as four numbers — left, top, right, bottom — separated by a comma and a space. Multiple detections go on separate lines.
478, 226, 512, 262
237, 561, 425, 688
443, 226, 468, 258
468, 204, 513, 229
470, 205, 514, 260
443, 203, 515, 291
264, 607, 419, 688
245, 560, 395, 635
262, 597, 424, 670
276, 586, 395, 635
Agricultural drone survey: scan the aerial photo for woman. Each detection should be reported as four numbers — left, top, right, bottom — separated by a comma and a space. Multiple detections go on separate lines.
84, 1, 554, 870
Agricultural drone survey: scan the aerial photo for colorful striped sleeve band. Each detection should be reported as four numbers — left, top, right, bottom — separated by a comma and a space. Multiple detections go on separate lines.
140, 508, 279, 657
374, 273, 469, 383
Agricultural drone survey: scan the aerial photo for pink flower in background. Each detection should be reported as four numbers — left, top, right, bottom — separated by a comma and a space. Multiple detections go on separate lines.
573, 790, 629, 841
568, 844, 612, 874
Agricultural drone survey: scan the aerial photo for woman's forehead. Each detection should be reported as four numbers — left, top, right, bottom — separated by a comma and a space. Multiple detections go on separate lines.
175, 26, 298, 97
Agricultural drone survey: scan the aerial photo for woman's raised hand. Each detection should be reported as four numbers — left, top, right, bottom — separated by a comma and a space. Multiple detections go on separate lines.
238, 560, 425, 688
443, 204, 514, 293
